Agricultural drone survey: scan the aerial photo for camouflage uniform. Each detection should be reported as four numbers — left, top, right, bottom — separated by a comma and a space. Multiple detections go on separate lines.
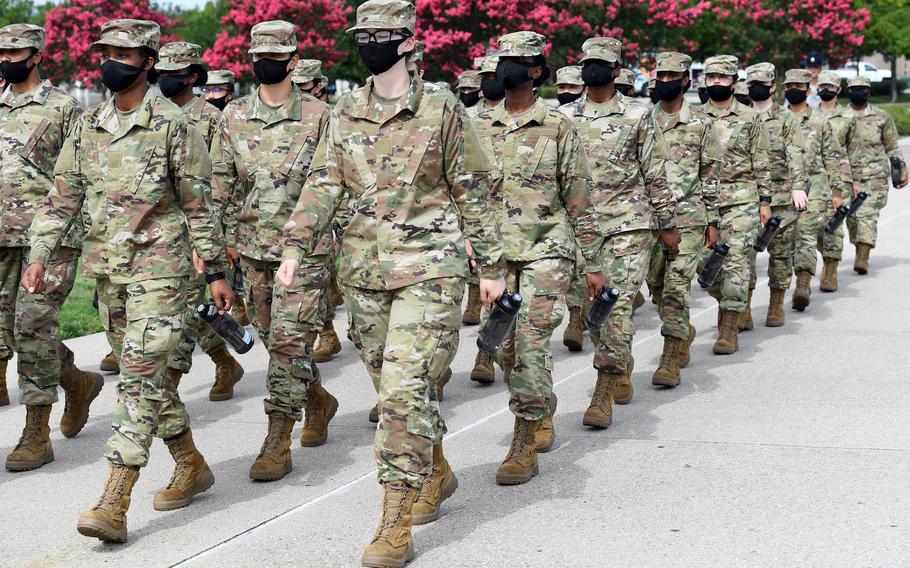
469, 54, 502, 119
456, 70, 481, 91
646, 52, 721, 341
0, 24, 83, 405
29, 20, 226, 467
291, 59, 324, 96
615, 68, 635, 96
219, 21, 332, 421
702, 55, 772, 313
560, 37, 676, 374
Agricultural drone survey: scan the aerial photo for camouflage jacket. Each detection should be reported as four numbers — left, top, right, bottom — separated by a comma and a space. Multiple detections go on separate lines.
282, 77, 505, 290
651, 99, 721, 227
704, 100, 773, 208
474, 97, 603, 271
758, 103, 808, 207
221, 86, 332, 264
29, 87, 225, 283
0, 80, 82, 249
844, 104, 905, 188
788, 107, 852, 201
559, 92, 677, 237
819, 105, 861, 190
181, 95, 232, 227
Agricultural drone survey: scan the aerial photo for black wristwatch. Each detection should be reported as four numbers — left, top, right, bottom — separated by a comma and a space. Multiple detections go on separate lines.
205, 271, 226, 284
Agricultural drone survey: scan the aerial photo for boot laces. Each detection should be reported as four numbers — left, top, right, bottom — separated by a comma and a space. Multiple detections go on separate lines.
505, 420, 532, 461
377, 486, 408, 536
95, 467, 129, 511
659, 344, 677, 371
17, 408, 43, 447
165, 441, 191, 489
591, 375, 611, 406
303, 391, 323, 429
259, 417, 286, 456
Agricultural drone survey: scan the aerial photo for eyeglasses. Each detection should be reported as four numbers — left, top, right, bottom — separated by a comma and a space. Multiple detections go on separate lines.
201, 87, 231, 94
353, 30, 409, 46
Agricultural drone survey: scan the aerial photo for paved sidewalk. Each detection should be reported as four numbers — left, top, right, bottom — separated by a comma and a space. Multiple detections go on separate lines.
2, 144, 910, 567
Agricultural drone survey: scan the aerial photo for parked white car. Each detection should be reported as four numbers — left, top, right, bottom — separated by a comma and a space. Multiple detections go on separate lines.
832, 62, 892, 83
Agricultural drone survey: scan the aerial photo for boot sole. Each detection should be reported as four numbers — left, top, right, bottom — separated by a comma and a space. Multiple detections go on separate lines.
614, 392, 632, 405
854, 268, 867, 275
495, 463, 539, 485
300, 396, 339, 447
153, 469, 215, 511
765, 319, 784, 328
209, 366, 245, 402
461, 315, 480, 326
362, 542, 415, 568
470, 371, 495, 384
792, 295, 810, 312
738, 322, 753, 332
6, 449, 54, 471
77, 517, 127, 543
582, 414, 611, 429
563, 337, 583, 352
819, 285, 837, 293
652, 373, 680, 387
99, 362, 120, 373
412, 474, 458, 525
250, 462, 292, 481
313, 345, 342, 363
713, 345, 738, 355
62, 373, 105, 438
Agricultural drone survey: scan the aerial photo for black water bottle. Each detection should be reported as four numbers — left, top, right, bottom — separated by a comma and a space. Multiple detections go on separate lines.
698, 243, 730, 289
890, 157, 903, 187
197, 303, 255, 354
584, 287, 620, 332
231, 260, 244, 295
825, 204, 851, 234
753, 215, 783, 252
847, 191, 870, 217
477, 292, 522, 353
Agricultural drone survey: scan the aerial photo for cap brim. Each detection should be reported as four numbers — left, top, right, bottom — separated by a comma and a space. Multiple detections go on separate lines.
579, 54, 619, 63
293, 75, 317, 83
346, 21, 410, 33
0, 41, 39, 50
155, 62, 192, 71
654, 66, 687, 73
92, 38, 145, 49
248, 45, 296, 55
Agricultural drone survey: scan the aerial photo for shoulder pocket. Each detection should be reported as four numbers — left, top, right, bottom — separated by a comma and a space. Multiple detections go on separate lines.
127, 145, 158, 194
20, 119, 58, 174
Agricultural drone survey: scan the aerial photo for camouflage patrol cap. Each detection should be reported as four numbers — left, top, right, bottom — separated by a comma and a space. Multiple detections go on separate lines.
292, 59, 323, 83
92, 19, 160, 53
655, 51, 692, 73
498, 31, 546, 58
847, 75, 871, 88
480, 54, 499, 74
734, 82, 749, 96
0, 24, 45, 51
705, 55, 739, 76
347, 0, 416, 33
616, 68, 635, 87
580, 37, 621, 64
783, 68, 812, 85
473, 56, 485, 69
408, 40, 425, 65
817, 70, 842, 88
206, 69, 235, 87
745, 62, 774, 83
456, 70, 481, 90
555, 65, 583, 86
249, 20, 297, 55
157, 42, 202, 71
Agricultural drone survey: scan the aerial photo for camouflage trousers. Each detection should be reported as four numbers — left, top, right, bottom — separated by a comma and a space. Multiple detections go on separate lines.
98, 276, 192, 467
792, 197, 828, 276
646, 227, 705, 340
747, 205, 801, 289
564, 250, 588, 312
708, 203, 759, 313
821, 184, 890, 260
592, 230, 654, 373
0, 246, 79, 405
243, 256, 327, 421
343, 277, 462, 489
167, 281, 227, 374
321, 271, 339, 326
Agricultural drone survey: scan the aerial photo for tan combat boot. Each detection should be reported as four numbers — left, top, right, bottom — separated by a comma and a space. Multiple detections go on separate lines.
652, 336, 683, 387
0, 359, 9, 406
249, 413, 295, 481
231, 295, 250, 326
632, 290, 645, 314
313, 320, 342, 363
99, 351, 119, 374
612, 356, 634, 405
792, 271, 812, 312
154, 429, 215, 511
5, 405, 54, 471
307, 329, 318, 354
649, 283, 663, 306
534, 392, 557, 453
60, 366, 105, 438
470, 351, 495, 384
300, 383, 339, 447
412, 444, 458, 525
495, 417, 540, 485
676, 324, 696, 369
713, 310, 739, 354
435, 367, 452, 401
765, 288, 786, 327
207, 345, 244, 401
583, 371, 617, 429
361, 481, 419, 568
368, 404, 379, 424
854, 243, 871, 274
461, 284, 481, 325
562, 306, 585, 352
77, 463, 140, 543
738, 290, 754, 331
820, 259, 839, 292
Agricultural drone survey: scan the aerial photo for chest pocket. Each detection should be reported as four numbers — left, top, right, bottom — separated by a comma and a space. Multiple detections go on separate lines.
275, 132, 316, 203
719, 121, 746, 150
126, 144, 166, 199
592, 118, 636, 162
520, 130, 559, 181
20, 119, 61, 176
397, 125, 437, 189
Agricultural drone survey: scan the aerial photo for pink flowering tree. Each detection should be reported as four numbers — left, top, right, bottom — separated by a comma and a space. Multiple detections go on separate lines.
203, 0, 351, 83
43, 0, 172, 89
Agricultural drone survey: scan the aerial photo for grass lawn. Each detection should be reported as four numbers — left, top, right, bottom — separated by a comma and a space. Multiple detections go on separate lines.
59, 270, 103, 340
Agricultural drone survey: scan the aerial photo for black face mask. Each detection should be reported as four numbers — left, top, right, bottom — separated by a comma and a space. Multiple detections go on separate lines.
497, 60, 535, 91
698, 90, 710, 104
735, 95, 752, 106
459, 90, 480, 108
849, 88, 869, 106
557, 92, 582, 106
649, 90, 660, 104
581, 61, 614, 87
818, 89, 838, 102
655, 78, 686, 102
358, 39, 407, 76
707, 84, 733, 102
101, 59, 145, 92
207, 96, 228, 111
481, 77, 505, 101
253, 57, 291, 85
616, 85, 632, 96
159, 74, 191, 98
748, 83, 772, 102
785, 88, 808, 105
0, 57, 34, 84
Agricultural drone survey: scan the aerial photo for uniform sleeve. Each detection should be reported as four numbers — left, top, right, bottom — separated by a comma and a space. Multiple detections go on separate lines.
209, 114, 234, 236
170, 116, 226, 274
29, 115, 87, 267
750, 115, 773, 203
557, 120, 603, 273
782, 115, 808, 195
881, 110, 904, 165
820, 120, 852, 199
699, 120, 722, 224
639, 112, 678, 230
442, 100, 504, 280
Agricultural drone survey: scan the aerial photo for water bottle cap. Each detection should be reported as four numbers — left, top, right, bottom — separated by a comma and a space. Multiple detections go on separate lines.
196, 303, 208, 315
717, 243, 730, 253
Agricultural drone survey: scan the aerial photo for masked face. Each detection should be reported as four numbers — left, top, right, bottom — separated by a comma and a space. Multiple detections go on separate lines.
654, 78, 687, 102
0, 56, 35, 84
159, 74, 191, 98
785, 87, 808, 105
101, 59, 145, 92
818, 88, 838, 102
207, 96, 228, 110
481, 77, 505, 101
497, 60, 536, 91
253, 57, 292, 85
848, 87, 870, 106
698, 89, 709, 104
358, 38, 407, 76
615, 84, 632, 96
459, 90, 480, 107
581, 61, 614, 87
557, 91, 582, 106
707, 83, 733, 102
748, 83, 772, 102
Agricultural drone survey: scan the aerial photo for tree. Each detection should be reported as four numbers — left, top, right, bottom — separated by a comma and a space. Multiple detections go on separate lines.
169, 0, 229, 54
0, 0, 36, 27
203, 0, 351, 83
859, 0, 910, 102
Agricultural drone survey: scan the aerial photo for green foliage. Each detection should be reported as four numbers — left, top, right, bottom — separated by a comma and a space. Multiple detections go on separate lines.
882, 104, 910, 136
859, 0, 910, 60
0, 0, 45, 26
58, 270, 103, 341
167, 0, 228, 53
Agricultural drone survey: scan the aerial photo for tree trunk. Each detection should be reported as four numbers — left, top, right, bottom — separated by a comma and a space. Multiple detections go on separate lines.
891, 56, 899, 103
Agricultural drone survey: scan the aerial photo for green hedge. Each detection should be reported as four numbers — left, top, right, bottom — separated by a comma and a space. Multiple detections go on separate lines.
882, 105, 910, 137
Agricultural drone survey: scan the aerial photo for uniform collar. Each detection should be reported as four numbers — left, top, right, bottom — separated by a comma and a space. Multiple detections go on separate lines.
94, 86, 157, 136
655, 98, 692, 127
246, 85, 303, 126
489, 96, 549, 131
350, 76, 424, 124
0, 78, 52, 108
576, 90, 626, 118
184, 95, 209, 122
